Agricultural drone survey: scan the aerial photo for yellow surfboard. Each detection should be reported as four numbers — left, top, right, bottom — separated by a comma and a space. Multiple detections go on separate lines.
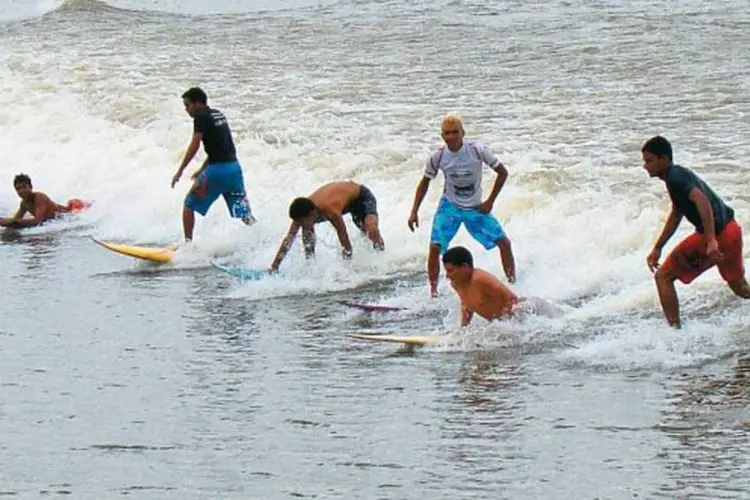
348, 333, 444, 347
91, 237, 176, 264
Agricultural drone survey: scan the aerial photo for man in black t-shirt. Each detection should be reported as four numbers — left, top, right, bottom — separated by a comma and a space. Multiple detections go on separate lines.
171, 87, 255, 242
643, 135, 750, 328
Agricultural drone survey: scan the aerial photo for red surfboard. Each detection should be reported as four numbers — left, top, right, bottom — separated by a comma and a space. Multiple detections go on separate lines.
337, 300, 407, 313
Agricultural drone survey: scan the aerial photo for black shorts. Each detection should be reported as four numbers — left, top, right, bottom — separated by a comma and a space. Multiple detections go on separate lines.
346, 184, 378, 231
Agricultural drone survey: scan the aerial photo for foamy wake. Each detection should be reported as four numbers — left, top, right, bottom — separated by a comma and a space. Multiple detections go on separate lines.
0, 51, 747, 372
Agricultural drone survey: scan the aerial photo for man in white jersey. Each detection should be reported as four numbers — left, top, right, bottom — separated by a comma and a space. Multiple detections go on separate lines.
408, 115, 516, 298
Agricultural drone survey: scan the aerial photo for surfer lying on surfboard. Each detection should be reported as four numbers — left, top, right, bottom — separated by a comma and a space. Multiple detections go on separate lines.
0, 173, 89, 228
443, 246, 562, 327
270, 181, 385, 271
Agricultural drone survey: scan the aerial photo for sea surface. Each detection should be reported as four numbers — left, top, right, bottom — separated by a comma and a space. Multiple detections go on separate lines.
1, 0, 749, 498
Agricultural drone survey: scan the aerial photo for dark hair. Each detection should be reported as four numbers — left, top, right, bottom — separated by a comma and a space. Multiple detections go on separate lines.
288, 197, 316, 219
181, 87, 208, 105
13, 173, 31, 187
641, 135, 672, 161
442, 246, 473, 268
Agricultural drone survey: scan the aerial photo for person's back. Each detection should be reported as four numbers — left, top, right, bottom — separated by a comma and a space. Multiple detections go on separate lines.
308, 181, 361, 217
665, 163, 734, 234
442, 246, 519, 326
454, 267, 519, 320
269, 180, 385, 271
24, 192, 63, 222
193, 106, 236, 164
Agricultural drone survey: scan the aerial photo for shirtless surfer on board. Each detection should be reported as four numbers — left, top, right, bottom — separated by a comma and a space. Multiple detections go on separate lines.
0, 174, 88, 228
270, 180, 385, 271
442, 246, 561, 327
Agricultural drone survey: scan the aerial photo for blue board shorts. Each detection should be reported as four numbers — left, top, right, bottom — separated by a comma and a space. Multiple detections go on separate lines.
184, 161, 252, 218
430, 196, 507, 254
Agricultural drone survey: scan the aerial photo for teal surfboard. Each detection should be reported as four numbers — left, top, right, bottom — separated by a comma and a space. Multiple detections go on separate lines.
210, 261, 268, 281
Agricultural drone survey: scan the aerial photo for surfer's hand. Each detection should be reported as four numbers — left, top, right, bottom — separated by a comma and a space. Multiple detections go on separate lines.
706, 237, 723, 262
647, 247, 661, 273
408, 212, 419, 232
190, 170, 201, 181
171, 171, 181, 188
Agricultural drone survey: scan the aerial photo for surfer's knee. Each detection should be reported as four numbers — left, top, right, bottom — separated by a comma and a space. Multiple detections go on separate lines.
653, 266, 676, 285
728, 278, 750, 299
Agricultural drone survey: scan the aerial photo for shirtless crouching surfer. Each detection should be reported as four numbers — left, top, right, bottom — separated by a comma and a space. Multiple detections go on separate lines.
270, 181, 385, 271
442, 245, 561, 327
0, 174, 86, 228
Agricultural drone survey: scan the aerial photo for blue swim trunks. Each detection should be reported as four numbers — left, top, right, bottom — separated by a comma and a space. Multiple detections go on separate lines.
184, 161, 252, 218
430, 196, 507, 253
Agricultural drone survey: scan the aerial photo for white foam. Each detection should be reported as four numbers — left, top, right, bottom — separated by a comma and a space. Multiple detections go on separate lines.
0, 0, 61, 21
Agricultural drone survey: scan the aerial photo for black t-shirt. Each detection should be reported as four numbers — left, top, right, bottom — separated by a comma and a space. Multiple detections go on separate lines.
666, 163, 734, 234
193, 106, 237, 163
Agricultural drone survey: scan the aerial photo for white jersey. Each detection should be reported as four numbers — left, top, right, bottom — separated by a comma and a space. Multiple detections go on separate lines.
424, 140, 502, 208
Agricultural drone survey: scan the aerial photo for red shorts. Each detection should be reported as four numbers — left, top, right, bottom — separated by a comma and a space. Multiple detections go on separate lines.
662, 219, 745, 284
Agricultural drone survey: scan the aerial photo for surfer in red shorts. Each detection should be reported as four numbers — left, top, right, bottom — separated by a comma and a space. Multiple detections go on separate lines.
643, 136, 750, 328
0, 174, 88, 228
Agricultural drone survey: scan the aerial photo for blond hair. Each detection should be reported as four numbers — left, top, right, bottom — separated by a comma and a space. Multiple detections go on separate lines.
441, 114, 464, 132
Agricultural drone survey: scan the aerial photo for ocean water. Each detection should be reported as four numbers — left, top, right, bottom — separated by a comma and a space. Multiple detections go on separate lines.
1, 0, 749, 498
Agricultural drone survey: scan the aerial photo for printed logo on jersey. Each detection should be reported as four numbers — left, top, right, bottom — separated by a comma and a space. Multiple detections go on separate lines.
210, 110, 228, 127
448, 170, 477, 198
